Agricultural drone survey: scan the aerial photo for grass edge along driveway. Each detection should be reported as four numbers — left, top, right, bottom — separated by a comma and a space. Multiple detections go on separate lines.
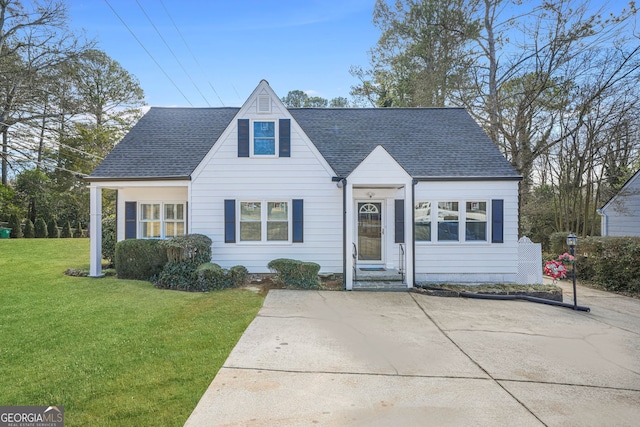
0, 239, 264, 426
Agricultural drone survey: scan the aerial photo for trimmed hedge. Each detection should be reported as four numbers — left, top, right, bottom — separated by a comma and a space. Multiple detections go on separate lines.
195, 263, 230, 291
573, 236, 640, 295
115, 239, 168, 280
268, 258, 321, 289
153, 234, 216, 291
162, 234, 212, 264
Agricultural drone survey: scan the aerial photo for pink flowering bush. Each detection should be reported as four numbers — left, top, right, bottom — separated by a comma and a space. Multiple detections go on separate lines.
558, 252, 575, 265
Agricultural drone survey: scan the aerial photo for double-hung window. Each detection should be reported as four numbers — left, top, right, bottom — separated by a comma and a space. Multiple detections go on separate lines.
240, 201, 289, 242
465, 201, 487, 241
164, 203, 185, 237
437, 201, 459, 241
140, 202, 185, 239
140, 204, 161, 238
253, 121, 276, 155
414, 202, 432, 241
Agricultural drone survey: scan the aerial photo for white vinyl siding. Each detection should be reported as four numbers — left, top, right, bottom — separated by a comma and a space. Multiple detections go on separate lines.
115, 186, 188, 242
190, 90, 342, 273
414, 180, 519, 283
601, 172, 640, 236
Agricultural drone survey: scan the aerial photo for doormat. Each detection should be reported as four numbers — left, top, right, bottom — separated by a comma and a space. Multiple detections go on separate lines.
359, 267, 386, 271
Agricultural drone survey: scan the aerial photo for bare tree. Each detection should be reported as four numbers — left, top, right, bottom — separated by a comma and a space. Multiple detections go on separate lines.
0, 0, 93, 184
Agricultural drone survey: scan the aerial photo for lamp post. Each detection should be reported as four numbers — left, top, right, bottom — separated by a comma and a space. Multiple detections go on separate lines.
566, 232, 578, 310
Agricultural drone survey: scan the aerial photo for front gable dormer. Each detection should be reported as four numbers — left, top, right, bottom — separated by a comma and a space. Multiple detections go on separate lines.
190, 80, 335, 181
236, 81, 291, 159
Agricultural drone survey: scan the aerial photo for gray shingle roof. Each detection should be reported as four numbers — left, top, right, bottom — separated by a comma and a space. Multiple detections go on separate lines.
88, 106, 520, 180
89, 107, 239, 179
289, 107, 519, 179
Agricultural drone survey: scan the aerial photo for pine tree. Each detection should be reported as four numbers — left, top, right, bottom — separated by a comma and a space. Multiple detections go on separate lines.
8, 213, 23, 238
48, 218, 59, 238
34, 217, 48, 238
23, 219, 35, 238
61, 222, 72, 238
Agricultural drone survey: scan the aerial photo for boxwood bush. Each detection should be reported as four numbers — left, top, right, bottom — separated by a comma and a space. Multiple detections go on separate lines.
162, 234, 212, 264
268, 258, 321, 289
115, 239, 168, 280
153, 234, 215, 291
195, 262, 248, 291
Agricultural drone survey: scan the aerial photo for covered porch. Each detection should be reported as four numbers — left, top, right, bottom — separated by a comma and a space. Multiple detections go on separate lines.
87, 180, 190, 277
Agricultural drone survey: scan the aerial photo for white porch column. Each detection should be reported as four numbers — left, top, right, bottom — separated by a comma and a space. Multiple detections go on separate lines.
344, 182, 354, 290
89, 184, 103, 277
404, 182, 415, 287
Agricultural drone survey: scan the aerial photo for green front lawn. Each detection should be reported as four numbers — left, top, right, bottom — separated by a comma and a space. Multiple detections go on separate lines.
0, 239, 264, 426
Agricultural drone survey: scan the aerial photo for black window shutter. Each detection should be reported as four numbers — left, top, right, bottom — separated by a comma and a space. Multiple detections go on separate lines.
124, 201, 137, 239
238, 119, 249, 157
292, 199, 303, 242
279, 119, 291, 157
395, 199, 405, 243
224, 200, 236, 243
492, 199, 504, 243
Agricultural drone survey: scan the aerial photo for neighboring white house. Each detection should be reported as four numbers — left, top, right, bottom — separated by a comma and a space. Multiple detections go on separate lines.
599, 169, 640, 236
86, 80, 522, 289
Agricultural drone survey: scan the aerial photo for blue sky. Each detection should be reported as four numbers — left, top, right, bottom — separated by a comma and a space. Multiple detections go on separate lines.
67, 0, 379, 107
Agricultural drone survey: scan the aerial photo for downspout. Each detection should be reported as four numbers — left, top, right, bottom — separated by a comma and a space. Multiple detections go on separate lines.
412, 179, 417, 286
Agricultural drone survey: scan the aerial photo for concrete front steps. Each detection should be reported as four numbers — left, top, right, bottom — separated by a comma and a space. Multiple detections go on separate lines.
353, 268, 407, 291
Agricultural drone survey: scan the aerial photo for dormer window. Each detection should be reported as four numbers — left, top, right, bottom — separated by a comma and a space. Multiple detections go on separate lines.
237, 118, 290, 158
253, 121, 276, 155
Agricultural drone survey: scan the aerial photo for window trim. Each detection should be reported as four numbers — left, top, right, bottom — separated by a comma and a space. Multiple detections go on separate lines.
414, 200, 491, 244
138, 201, 186, 239
465, 201, 488, 242
237, 199, 292, 244
251, 119, 278, 157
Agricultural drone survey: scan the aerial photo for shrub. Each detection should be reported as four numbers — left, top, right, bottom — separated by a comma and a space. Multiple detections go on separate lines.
23, 219, 35, 238
267, 258, 321, 289
8, 213, 22, 238
115, 239, 168, 281
549, 232, 569, 255
228, 265, 249, 287
194, 263, 233, 291
153, 235, 214, 291
47, 218, 59, 238
191, 263, 249, 291
154, 262, 199, 290
61, 221, 73, 238
34, 217, 48, 238
573, 236, 640, 294
162, 234, 212, 264
102, 215, 116, 265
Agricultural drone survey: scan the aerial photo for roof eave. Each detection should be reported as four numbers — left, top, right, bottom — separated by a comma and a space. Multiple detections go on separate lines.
413, 175, 523, 182
85, 175, 191, 182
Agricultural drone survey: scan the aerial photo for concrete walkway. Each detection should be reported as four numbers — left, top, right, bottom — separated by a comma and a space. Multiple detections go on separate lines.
185, 283, 640, 426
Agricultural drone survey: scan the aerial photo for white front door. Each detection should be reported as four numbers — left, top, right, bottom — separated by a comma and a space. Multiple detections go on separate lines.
357, 201, 384, 263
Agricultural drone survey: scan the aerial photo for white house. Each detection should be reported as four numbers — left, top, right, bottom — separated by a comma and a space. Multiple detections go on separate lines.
599, 169, 640, 236
86, 80, 522, 289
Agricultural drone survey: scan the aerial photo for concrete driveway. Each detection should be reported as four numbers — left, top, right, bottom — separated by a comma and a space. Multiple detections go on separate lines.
185, 282, 640, 426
